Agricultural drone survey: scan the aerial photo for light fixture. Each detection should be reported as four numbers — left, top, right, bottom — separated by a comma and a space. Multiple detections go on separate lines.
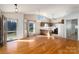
14, 4, 18, 12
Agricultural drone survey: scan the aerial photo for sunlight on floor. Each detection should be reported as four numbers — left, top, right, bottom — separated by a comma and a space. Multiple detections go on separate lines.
17, 39, 35, 42
47, 31, 55, 39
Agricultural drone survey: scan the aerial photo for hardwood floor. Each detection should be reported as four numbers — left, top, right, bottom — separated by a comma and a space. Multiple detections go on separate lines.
0, 35, 79, 54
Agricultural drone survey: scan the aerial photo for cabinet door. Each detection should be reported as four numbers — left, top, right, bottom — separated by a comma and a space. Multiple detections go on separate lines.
58, 24, 64, 37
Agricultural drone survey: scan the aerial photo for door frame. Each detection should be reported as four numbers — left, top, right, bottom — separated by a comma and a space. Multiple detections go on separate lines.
27, 20, 36, 37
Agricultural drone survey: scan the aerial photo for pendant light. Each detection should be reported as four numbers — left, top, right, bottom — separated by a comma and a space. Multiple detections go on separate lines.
14, 4, 18, 12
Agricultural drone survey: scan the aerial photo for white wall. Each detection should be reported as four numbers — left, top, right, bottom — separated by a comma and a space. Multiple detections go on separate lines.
3, 12, 19, 19
23, 19, 27, 37
35, 22, 40, 35
16, 14, 24, 39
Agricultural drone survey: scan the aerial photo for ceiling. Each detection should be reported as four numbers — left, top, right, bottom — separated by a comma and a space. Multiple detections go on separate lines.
0, 4, 79, 18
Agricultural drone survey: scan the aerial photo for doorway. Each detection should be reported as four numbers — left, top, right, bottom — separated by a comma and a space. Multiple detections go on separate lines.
27, 20, 36, 37
7, 18, 17, 41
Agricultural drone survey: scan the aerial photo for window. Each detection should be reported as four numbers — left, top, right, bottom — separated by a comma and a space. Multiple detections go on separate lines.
7, 18, 17, 41
29, 23, 34, 32
37, 15, 45, 20
28, 21, 35, 33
